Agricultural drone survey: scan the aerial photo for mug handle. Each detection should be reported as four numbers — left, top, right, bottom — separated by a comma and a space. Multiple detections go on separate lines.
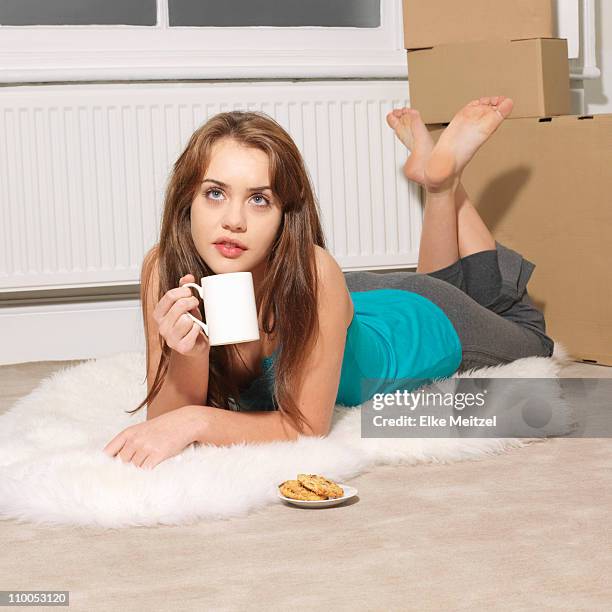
181, 282, 209, 338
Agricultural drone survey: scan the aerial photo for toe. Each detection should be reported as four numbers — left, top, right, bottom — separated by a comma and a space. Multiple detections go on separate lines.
386, 112, 399, 128
480, 96, 493, 105
495, 98, 514, 118
410, 109, 425, 125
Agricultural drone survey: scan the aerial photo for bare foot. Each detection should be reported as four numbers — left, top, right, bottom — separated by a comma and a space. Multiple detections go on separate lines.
424, 96, 514, 193
386, 107, 434, 185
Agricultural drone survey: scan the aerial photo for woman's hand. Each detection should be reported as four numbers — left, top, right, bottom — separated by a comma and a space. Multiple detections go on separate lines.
153, 273, 210, 358
102, 405, 204, 470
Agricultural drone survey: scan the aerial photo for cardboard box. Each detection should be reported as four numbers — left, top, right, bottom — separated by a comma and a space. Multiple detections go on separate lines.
428, 114, 612, 366
402, 0, 555, 50
408, 38, 571, 124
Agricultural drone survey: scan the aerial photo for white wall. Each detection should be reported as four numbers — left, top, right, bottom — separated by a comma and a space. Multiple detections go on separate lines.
585, 0, 612, 113
0, 1, 606, 365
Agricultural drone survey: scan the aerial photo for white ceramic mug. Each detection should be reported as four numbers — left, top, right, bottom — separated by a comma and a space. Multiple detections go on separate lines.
182, 272, 260, 346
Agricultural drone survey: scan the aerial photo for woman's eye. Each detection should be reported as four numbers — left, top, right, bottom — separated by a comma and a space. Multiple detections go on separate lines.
251, 194, 270, 207
206, 189, 224, 200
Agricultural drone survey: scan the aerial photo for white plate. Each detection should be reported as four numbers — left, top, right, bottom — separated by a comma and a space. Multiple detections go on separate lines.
277, 483, 358, 508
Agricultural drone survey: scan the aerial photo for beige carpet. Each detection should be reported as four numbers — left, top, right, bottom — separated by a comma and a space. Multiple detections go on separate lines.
1, 359, 611, 611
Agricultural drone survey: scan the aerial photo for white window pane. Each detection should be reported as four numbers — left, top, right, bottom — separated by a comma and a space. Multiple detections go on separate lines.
168, 0, 380, 27
0, 0, 157, 26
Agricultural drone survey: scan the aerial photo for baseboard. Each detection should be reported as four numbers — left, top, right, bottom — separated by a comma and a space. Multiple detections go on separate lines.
0, 299, 145, 365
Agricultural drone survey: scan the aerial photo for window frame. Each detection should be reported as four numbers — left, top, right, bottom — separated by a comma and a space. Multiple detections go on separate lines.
0, 0, 597, 84
0, 0, 407, 83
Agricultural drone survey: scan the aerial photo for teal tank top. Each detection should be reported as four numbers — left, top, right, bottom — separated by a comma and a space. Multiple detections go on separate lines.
235, 288, 463, 410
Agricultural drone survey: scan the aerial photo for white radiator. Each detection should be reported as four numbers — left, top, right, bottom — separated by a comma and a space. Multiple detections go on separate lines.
0, 80, 419, 296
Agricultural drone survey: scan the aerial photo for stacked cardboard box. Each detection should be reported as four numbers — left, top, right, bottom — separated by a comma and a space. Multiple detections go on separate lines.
404, 0, 571, 123
428, 116, 612, 365
402, 0, 612, 365
403, 0, 556, 49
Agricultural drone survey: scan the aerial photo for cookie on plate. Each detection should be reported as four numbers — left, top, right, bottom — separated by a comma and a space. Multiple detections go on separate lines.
297, 474, 344, 499
279, 480, 327, 501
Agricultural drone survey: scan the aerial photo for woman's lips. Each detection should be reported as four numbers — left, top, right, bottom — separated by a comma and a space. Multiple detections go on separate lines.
214, 243, 246, 258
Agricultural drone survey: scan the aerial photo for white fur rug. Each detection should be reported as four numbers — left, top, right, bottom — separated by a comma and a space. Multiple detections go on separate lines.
0, 343, 575, 528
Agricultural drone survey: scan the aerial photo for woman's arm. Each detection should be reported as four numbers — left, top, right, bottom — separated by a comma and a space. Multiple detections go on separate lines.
141, 248, 210, 420
103, 403, 302, 470
104, 247, 351, 469
193, 246, 353, 445
191, 405, 306, 445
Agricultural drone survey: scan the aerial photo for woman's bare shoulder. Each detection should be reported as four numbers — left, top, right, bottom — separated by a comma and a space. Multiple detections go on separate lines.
313, 245, 353, 328
313, 245, 339, 283
141, 245, 161, 283
314, 244, 339, 272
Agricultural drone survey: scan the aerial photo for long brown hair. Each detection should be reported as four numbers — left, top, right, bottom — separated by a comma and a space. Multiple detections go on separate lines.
126, 111, 327, 434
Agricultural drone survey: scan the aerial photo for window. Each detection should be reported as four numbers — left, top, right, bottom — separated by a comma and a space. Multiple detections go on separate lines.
168, 0, 381, 28
0, 0, 593, 83
0, 0, 157, 26
0, 0, 380, 28
0, 0, 403, 83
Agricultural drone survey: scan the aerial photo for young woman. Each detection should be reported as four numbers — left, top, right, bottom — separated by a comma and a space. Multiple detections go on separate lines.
103, 96, 554, 469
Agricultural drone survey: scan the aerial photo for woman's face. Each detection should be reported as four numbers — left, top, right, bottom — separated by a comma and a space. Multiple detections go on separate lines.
190, 137, 283, 288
